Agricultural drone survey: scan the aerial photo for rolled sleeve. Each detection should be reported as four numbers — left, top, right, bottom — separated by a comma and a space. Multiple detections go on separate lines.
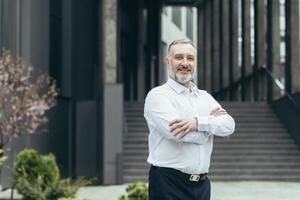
196, 116, 212, 132
208, 114, 235, 136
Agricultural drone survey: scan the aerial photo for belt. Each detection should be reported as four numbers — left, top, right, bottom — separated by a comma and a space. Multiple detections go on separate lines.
152, 165, 208, 182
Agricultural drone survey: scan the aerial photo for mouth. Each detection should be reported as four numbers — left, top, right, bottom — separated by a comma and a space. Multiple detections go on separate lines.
177, 68, 191, 74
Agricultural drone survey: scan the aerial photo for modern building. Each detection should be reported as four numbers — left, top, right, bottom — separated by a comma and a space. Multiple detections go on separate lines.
1, 0, 300, 186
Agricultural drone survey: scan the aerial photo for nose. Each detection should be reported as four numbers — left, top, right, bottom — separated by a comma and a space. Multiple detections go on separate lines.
181, 58, 189, 67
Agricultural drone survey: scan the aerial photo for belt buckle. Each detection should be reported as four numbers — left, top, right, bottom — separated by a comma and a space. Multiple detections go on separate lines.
189, 174, 200, 182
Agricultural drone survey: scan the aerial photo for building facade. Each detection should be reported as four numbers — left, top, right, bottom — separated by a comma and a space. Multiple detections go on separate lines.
0, 0, 300, 185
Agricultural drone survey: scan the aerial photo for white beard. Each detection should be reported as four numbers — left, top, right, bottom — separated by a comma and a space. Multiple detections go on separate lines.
168, 67, 195, 84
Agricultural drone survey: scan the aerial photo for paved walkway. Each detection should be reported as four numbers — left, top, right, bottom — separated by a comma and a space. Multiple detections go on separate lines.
1, 181, 300, 200
76, 181, 300, 200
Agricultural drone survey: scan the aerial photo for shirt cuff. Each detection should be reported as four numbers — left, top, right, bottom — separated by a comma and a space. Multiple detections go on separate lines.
196, 116, 212, 132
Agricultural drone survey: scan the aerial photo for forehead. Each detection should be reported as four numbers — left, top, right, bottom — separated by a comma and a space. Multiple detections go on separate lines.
169, 43, 196, 56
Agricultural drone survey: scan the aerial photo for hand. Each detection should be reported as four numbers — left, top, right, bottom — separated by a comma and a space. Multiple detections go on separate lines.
210, 107, 227, 117
169, 118, 198, 139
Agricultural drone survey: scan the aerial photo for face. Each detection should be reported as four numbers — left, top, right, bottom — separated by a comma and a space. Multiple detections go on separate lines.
166, 43, 196, 85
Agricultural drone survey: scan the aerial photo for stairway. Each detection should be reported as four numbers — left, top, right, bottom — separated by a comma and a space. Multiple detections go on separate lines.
123, 102, 300, 183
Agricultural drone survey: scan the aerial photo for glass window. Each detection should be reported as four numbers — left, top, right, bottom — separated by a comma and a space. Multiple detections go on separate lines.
172, 7, 182, 29
0, 0, 19, 55
160, 42, 168, 84
163, 6, 168, 16
0, 1, 5, 49
186, 7, 193, 40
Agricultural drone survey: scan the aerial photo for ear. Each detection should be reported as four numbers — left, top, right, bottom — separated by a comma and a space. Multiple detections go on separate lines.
164, 57, 169, 65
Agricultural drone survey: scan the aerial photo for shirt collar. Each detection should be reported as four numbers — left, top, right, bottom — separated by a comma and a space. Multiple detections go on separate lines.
166, 78, 199, 94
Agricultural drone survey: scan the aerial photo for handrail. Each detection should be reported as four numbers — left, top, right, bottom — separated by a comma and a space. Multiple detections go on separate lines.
261, 67, 300, 113
212, 67, 263, 98
213, 66, 300, 113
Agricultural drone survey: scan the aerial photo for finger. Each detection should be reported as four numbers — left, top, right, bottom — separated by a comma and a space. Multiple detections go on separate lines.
169, 119, 182, 126
212, 107, 220, 112
183, 127, 191, 135
172, 124, 189, 136
215, 110, 227, 115
177, 131, 188, 139
214, 111, 227, 117
169, 123, 180, 132
210, 107, 220, 114
169, 120, 187, 132
218, 109, 227, 113
172, 128, 182, 136
219, 108, 227, 113
179, 124, 189, 135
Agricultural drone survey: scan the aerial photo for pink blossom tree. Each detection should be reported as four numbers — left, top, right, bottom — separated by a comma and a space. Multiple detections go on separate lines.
0, 49, 58, 145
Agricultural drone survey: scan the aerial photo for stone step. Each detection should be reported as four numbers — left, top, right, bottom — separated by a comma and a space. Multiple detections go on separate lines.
125, 102, 269, 107
125, 111, 275, 116
125, 121, 283, 127
126, 127, 286, 133
123, 143, 298, 150
124, 131, 290, 137
125, 111, 276, 117
125, 107, 274, 112
123, 167, 300, 176
125, 105, 272, 110
124, 138, 294, 145
124, 161, 300, 169
123, 102, 300, 182
123, 148, 300, 156
123, 154, 300, 162
125, 120, 282, 125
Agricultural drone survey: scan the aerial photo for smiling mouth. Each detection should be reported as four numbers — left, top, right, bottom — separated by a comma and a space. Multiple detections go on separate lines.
177, 69, 191, 73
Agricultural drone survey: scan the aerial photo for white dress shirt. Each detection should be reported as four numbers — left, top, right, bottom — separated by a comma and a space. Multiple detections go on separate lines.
144, 78, 235, 174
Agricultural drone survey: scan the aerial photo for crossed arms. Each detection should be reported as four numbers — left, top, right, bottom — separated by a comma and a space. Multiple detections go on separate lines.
144, 91, 235, 145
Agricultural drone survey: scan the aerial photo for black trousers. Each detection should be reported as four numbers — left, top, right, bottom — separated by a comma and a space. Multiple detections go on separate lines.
149, 165, 211, 200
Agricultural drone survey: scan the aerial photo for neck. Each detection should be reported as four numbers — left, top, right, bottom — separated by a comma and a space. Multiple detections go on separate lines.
182, 81, 192, 89
170, 77, 192, 89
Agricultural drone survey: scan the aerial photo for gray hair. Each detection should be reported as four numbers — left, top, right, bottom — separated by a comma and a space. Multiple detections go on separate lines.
167, 39, 196, 55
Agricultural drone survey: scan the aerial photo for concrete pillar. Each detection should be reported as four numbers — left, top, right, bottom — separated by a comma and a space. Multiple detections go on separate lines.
62, 0, 73, 97
137, 0, 146, 101
103, 0, 117, 84
0, 1, 2, 48
146, 0, 162, 91
211, 0, 220, 92
102, 0, 123, 184
241, 0, 252, 101
229, 0, 239, 100
220, 0, 230, 99
285, 0, 300, 93
103, 84, 123, 184
197, 6, 205, 89
254, 0, 267, 101
267, 0, 281, 101
204, 2, 212, 92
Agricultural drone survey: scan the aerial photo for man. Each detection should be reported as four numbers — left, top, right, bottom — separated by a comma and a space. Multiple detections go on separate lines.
144, 39, 235, 200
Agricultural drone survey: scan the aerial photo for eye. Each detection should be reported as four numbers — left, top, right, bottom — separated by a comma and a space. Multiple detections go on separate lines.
175, 56, 183, 60
187, 56, 195, 61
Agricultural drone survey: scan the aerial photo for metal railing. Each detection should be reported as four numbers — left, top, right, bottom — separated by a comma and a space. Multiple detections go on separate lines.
213, 66, 300, 113
262, 67, 300, 112
212, 68, 261, 100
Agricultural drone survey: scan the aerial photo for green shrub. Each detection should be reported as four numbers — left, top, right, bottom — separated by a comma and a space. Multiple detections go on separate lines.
119, 182, 148, 200
13, 149, 88, 200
